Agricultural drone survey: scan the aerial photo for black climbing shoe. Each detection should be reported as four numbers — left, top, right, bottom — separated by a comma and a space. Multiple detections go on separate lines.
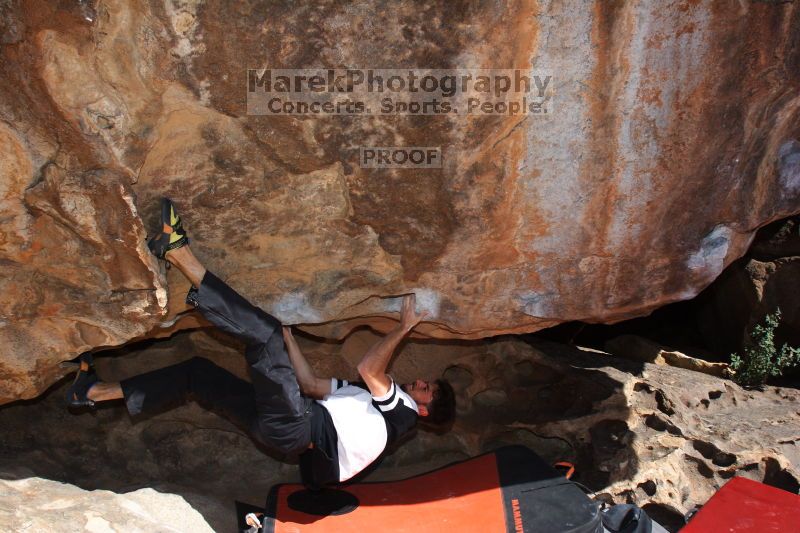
147, 197, 189, 263
65, 352, 98, 409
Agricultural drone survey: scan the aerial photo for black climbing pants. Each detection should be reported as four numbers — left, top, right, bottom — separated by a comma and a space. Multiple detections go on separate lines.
120, 271, 313, 458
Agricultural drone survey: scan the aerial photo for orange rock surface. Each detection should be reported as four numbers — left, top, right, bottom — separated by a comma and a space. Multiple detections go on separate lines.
1, 1, 799, 403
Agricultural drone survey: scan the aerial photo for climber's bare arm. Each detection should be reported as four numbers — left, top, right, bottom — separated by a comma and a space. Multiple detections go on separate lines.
282, 327, 331, 400
357, 294, 428, 397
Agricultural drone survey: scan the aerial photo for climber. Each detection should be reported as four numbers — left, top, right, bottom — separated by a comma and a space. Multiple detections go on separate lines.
64, 198, 456, 489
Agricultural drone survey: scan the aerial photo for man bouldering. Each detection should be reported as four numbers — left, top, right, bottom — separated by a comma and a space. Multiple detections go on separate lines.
65, 198, 456, 489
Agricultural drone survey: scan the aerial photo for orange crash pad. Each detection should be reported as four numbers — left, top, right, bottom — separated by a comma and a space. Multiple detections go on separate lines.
261, 446, 602, 533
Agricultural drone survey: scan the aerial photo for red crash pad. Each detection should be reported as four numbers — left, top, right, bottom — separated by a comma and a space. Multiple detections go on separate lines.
261, 446, 602, 533
681, 476, 800, 532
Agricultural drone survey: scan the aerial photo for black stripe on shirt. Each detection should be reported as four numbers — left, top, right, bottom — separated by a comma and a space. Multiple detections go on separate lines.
373, 381, 397, 406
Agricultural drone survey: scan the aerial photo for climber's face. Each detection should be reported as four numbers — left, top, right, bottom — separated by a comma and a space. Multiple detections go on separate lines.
402, 379, 436, 408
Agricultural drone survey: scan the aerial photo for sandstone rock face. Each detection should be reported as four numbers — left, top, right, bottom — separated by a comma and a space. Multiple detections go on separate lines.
0, 333, 796, 531
0, 135, 164, 404
571, 342, 800, 522
1, 1, 800, 402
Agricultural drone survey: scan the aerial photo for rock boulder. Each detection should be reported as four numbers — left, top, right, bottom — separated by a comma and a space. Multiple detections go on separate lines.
0, 476, 213, 533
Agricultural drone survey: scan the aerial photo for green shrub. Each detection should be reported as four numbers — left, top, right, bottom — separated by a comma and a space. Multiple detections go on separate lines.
730, 309, 800, 387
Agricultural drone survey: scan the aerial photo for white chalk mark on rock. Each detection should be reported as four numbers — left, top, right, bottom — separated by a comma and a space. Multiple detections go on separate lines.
778, 139, 800, 195
272, 292, 323, 324
687, 225, 732, 283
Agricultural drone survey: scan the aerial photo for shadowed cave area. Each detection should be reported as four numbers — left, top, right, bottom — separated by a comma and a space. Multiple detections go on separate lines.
2, 321, 799, 531
0, 331, 633, 531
